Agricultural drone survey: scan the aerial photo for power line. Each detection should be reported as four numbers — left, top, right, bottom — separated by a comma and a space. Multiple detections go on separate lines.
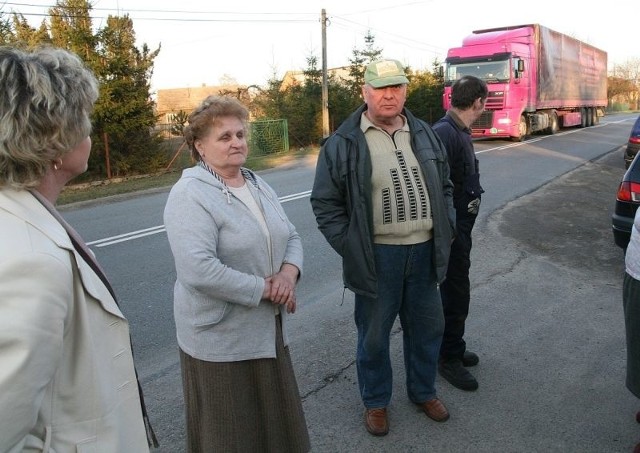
2, 2, 444, 54
3, 3, 447, 67
336, 2, 429, 17
7, 12, 316, 24
3, 2, 319, 20
330, 15, 447, 55
4, 1, 426, 17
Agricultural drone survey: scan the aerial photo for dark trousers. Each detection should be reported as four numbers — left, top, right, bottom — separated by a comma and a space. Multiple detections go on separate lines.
440, 213, 476, 361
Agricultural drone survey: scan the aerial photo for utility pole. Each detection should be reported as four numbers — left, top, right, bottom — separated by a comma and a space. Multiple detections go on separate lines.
103, 131, 112, 179
321, 9, 330, 138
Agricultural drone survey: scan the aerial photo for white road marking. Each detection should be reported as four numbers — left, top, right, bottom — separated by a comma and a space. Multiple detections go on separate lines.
87, 190, 313, 247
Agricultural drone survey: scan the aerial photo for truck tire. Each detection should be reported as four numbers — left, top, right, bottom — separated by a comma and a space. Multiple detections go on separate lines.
547, 111, 559, 135
513, 115, 529, 141
580, 108, 587, 128
586, 108, 594, 127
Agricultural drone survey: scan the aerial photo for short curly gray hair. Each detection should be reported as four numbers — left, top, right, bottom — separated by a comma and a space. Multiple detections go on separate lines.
184, 95, 249, 161
0, 46, 99, 189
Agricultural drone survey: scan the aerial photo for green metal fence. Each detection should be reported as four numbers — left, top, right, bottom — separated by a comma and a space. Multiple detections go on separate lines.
249, 119, 289, 156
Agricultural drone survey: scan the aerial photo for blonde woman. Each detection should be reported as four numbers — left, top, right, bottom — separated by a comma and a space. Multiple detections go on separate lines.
0, 46, 155, 451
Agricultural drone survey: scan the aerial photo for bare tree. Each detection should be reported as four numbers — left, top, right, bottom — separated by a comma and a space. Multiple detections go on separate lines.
612, 58, 640, 110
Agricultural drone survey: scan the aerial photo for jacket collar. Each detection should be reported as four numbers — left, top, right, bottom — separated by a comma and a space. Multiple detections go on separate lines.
0, 189, 124, 319
0, 189, 72, 250
444, 110, 471, 134
335, 103, 425, 139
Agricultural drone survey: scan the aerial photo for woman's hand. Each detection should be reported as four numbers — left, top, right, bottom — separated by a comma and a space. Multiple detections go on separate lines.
267, 263, 299, 313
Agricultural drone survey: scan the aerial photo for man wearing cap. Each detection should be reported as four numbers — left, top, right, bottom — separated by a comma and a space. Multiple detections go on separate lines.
310, 59, 456, 436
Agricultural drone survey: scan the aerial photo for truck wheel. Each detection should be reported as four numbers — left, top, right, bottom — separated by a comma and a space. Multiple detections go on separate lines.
547, 111, 559, 134
580, 108, 587, 128
513, 115, 529, 141
586, 108, 594, 127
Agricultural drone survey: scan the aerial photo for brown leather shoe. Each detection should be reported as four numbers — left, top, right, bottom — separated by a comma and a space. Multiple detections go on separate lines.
364, 408, 389, 436
420, 398, 450, 422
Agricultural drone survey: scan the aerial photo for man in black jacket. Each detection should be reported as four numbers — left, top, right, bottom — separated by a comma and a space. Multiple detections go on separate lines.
433, 75, 488, 391
311, 59, 456, 436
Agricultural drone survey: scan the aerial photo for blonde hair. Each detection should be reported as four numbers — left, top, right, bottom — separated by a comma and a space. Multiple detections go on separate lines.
0, 46, 99, 189
184, 95, 249, 161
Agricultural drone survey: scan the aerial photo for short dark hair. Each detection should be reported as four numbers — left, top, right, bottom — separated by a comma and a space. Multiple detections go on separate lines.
451, 75, 488, 110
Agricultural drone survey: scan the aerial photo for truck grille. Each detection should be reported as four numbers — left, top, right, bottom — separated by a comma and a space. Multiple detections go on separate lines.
471, 91, 503, 131
472, 111, 493, 130
484, 91, 505, 109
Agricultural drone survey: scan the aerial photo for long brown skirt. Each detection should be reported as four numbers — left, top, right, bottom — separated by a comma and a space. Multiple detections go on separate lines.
180, 315, 310, 453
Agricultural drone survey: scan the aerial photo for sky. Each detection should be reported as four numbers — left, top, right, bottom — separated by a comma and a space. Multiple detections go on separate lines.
6, 0, 639, 92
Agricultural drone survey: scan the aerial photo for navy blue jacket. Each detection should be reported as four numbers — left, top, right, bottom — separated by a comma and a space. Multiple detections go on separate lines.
433, 112, 484, 215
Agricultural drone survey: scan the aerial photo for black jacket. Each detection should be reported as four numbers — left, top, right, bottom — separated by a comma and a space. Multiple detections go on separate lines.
310, 104, 456, 298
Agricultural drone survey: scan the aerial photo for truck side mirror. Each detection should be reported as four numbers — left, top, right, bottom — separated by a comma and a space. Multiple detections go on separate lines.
514, 59, 525, 82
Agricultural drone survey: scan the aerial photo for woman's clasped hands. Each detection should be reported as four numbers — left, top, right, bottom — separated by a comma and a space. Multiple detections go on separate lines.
263, 263, 299, 313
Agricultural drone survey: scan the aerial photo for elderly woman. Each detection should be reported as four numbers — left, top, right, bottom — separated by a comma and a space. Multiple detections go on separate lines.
164, 95, 310, 452
0, 46, 154, 451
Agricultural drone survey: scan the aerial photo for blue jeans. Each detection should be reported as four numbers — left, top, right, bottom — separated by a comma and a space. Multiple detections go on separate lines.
354, 241, 444, 408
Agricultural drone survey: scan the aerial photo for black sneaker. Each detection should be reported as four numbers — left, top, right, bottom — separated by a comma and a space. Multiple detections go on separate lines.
439, 359, 479, 391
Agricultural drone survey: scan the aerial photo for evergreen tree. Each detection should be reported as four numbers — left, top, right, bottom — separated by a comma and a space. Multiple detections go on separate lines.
0, 11, 13, 45
297, 55, 323, 144
345, 30, 383, 104
170, 111, 189, 137
48, 0, 97, 65
249, 75, 294, 153
250, 55, 326, 147
326, 74, 355, 132
8, 0, 163, 179
252, 70, 286, 120
91, 14, 162, 177
10, 15, 50, 47
405, 59, 445, 124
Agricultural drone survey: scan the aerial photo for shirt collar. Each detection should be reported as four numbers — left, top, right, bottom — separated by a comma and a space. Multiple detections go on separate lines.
360, 111, 409, 134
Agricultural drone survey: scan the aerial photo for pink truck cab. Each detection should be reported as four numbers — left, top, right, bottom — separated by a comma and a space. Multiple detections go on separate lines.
442, 24, 608, 141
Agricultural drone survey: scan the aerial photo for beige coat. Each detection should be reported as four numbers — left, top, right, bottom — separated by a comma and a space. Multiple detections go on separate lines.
0, 190, 149, 452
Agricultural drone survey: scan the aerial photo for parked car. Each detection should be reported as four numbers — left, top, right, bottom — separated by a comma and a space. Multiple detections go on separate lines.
613, 152, 640, 249
624, 115, 640, 168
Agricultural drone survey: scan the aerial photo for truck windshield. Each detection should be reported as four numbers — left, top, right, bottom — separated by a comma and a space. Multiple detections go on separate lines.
445, 60, 510, 84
